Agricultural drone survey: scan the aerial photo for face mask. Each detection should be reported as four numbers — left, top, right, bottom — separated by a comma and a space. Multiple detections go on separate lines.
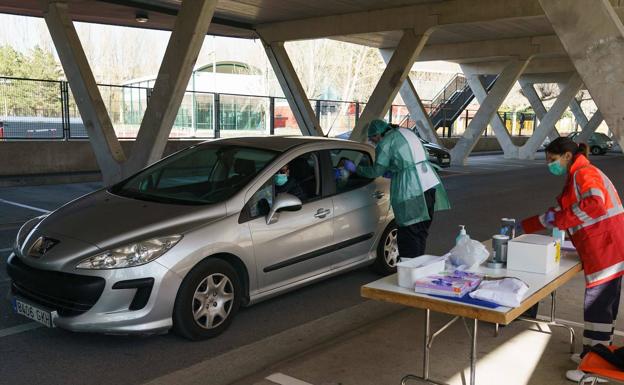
548, 160, 566, 176
275, 173, 288, 186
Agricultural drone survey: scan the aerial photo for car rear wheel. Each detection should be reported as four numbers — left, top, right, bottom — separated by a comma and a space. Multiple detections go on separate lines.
372, 221, 399, 275
591, 146, 603, 156
173, 259, 241, 340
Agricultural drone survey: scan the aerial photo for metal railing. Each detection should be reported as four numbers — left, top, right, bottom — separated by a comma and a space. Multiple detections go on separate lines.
0, 76, 429, 141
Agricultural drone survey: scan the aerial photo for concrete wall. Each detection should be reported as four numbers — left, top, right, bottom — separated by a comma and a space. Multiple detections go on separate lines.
0, 140, 206, 186
0, 136, 532, 186
441, 136, 530, 152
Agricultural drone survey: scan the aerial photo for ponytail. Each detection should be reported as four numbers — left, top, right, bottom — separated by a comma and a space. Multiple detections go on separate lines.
545, 137, 588, 157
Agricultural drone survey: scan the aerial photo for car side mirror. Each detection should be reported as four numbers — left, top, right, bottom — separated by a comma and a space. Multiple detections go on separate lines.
266, 193, 302, 225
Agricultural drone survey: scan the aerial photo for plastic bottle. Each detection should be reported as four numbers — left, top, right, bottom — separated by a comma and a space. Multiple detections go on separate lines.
456, 225, 469, 245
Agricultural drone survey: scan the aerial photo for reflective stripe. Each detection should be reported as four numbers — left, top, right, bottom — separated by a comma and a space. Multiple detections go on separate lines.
583, 337, 611, 346
572, 203, 592, 222
586, 260, 624, 285
538, 214, 553, 229
585, 322, 615, 333
569, 206, 624, 235
581, 188, 605, 202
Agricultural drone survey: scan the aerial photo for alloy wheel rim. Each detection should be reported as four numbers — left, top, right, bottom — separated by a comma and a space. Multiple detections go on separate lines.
192, 273, 234, 330
383, 228, 399, 267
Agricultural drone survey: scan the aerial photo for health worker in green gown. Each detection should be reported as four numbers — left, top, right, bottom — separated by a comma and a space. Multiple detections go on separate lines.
357, 120, 450, 261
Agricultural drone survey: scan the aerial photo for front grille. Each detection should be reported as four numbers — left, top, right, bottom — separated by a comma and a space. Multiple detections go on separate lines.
7, 254, 105, 316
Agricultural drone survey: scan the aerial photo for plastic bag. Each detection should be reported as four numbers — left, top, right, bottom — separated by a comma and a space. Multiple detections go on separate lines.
448, 237, 490, 270
469, 278, 529, 307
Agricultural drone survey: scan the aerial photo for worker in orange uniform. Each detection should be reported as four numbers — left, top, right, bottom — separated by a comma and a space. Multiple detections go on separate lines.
520, 137, 624, 383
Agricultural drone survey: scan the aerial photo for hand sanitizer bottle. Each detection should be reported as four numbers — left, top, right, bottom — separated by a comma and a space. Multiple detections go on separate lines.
456, 225, 469, 245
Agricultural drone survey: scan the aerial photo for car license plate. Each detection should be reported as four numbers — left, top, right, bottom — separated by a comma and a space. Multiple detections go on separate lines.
442, 158, 450, 163
11, 297, 57, 328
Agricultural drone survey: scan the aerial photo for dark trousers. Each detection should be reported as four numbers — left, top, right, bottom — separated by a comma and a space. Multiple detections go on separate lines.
397, 188, 436, 260
582, 276, 622, 355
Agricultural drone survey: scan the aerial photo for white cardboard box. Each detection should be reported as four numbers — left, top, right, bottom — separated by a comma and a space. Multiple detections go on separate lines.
397, 255, 446, 289
507, 234, 559, 274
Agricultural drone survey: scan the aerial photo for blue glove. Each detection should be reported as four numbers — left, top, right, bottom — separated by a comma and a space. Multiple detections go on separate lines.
344, 160, 356, 173
545, 210, 556, 225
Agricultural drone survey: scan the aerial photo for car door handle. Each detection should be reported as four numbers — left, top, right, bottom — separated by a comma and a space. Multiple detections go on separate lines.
314, 208, 331, 218
372, 191, 385, 199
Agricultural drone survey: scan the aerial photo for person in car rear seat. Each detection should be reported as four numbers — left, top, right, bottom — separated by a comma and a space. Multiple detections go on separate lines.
275, 163, 306, 201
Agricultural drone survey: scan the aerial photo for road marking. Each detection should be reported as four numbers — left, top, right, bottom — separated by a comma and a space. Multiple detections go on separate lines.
0, 198, 50, 214
0, 248, 13, 253
0, 322, 42, 338
266, 373, 314, 385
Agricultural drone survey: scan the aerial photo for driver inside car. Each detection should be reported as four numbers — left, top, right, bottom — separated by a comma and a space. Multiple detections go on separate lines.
274, 163, 306, 201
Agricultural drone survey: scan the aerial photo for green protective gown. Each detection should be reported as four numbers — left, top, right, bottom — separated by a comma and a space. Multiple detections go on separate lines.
357, 128, 451, 227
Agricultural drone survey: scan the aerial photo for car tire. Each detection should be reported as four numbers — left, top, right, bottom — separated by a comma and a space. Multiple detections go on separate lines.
173, 258, 242, 340
372, 220, 399, 275
591, 146, 602, 156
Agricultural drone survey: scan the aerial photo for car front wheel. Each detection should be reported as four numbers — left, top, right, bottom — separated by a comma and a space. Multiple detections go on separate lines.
591, 146, 603, 156
173, 258, 241, 340
372, 221, 399, 275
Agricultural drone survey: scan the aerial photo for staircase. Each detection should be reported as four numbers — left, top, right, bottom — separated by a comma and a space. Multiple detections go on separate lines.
429, 74, 498, 130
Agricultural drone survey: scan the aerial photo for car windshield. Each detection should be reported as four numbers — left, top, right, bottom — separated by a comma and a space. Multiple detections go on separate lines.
110, 145, 279, 205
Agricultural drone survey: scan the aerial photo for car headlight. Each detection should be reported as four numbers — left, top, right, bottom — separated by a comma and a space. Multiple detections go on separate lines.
14, 215, 47, 255
76, 235, 182, 270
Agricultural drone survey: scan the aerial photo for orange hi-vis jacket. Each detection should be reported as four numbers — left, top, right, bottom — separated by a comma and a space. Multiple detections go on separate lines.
522, 155, 624, 288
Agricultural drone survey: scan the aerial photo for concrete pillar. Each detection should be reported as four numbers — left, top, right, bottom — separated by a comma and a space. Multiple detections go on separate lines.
577, 110, 605, 144
461, 66, 519, 158
540, 0, 624, 152
126, 0, 217, 175
262, 41, 322, 137
518, 79, 560, 140
568, 97, 606, 143
350, 29, 431, 142
519, 73, 583, 159
42, 0, 125, 185
379, 48, 440, 144
450, 59, 530, 165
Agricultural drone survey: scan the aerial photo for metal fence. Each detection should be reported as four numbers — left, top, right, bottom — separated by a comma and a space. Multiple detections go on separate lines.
0, 76, 424, 141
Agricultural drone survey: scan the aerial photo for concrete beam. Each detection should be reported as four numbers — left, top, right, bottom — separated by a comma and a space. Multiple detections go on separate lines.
519, 73, 583, 159
518, 80, 560, 140
262, 41, 322, 137
379, 48, 440, 145
350, 30, 430, 143
418, 36, 565, 63
568, 98, 589, 129
461, 66, 518, 158
127, 0, 216, 175
519, 73, 575, 85
460, 57, 575, 76
42, 0, 125, 185
450, 59, 530, 165
576, 110, 605, 144
541, 0, 624, 152
256, 0, 545, 43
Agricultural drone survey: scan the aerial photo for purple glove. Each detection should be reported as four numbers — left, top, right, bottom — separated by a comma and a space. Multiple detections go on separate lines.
344, 160, 357, 173
545, 210, 556, 225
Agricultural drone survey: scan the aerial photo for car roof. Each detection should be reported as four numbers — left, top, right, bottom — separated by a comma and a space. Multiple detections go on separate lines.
197, 135, 363, 152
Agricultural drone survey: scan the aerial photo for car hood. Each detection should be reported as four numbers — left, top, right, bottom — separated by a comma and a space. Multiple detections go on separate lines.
32, 189, 227, 251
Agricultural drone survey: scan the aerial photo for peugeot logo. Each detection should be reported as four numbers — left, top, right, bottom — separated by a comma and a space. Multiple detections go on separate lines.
28, 237, 59, 258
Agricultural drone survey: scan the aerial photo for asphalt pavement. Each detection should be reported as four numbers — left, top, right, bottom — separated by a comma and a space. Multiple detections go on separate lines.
0, 153, 621, 385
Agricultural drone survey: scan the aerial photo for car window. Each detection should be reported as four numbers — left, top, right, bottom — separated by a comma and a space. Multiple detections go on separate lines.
241, 152, 321, 223
329, 149, 374, 193
110, 145, 278, 205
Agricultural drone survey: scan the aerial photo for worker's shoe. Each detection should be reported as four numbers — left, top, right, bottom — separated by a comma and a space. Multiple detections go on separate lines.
566, 369, 608, 383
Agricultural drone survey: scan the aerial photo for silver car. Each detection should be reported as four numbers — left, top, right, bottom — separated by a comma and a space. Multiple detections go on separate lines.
7, 136, 397, 340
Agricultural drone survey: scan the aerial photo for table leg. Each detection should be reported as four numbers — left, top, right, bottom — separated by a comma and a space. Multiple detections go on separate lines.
519, 291, 576, 353
424, 308, 430, 380
470, 319, 478, 385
